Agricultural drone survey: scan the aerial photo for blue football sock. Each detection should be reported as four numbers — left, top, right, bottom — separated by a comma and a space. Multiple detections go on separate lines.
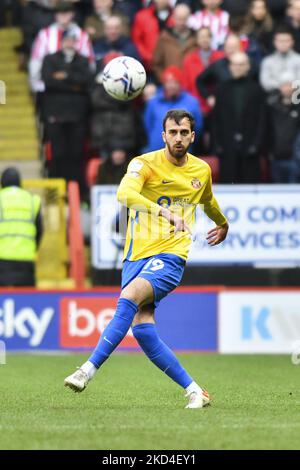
89, 298, 138, 369
132, 323, 193, 389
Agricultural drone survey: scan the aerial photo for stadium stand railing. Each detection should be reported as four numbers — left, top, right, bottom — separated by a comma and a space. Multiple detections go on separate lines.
68, 181, 86, 289
24, 178, 68, 284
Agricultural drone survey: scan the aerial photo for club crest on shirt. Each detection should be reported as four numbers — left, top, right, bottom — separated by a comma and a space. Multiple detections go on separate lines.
191, 178, 201, 189
128, 159, 143, 177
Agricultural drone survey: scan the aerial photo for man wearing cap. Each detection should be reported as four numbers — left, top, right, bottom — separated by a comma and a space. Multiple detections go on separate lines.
41, 28, 93, 193
0, 167, 43, 287
143, 65, 203, 152
29, 1, 94, 92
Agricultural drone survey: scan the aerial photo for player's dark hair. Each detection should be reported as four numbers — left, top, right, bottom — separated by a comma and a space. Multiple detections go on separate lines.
163, 109, 195, 132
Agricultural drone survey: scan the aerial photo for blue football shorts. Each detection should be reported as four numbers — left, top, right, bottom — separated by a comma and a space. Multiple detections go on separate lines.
121, 253, 186, 307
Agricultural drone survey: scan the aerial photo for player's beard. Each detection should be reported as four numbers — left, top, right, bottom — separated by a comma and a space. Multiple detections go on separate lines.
166, 141, 189, 160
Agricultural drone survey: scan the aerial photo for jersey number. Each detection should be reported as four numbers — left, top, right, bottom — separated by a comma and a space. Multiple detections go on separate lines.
143, 258, 165, 272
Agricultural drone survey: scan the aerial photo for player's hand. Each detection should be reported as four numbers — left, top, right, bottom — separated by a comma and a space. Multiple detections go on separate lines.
53, 71, 67, 80
160, 207, 192, 235
206, 222, 229, 246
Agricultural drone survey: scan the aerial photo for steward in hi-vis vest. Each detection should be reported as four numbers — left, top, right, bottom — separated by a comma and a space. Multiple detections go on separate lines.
0, 168, 43, 286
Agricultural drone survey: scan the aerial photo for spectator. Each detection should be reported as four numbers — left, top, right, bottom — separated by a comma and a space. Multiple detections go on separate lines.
188, 0, 230, 50
244, 0, 274, 56
93, 15, 140, 71
182, 26, 224, 113
229, 14, 264, 66
152, 3, 196, 82
143, 65, 203, 152
91, 70, 140, 158
114, 0, 142, 24
132, 0, 174, 70
285, 0, 300, 52
222, 0, 250, 16
212, 52, 266, 183
41, 29, 93, 193
0, 167, 43, 287
266, 0, 288, 23
29, 1, 94, 92
71, 0, 93, 25
196, 33, 242, 107
84, 0, 129, 43
18, 1, 55, 64
96, 150, 129, 184
266, 71, 300, 182
260, 25, 300, 92
0, 0, 22, 27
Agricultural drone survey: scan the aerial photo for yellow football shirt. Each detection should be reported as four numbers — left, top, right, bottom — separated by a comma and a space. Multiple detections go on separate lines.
117, 149, 227, 261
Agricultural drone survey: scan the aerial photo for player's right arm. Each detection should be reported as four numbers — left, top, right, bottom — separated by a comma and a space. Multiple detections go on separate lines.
117, 158, 161, 215
117, 158, 191, 234
200, 165, 229, 245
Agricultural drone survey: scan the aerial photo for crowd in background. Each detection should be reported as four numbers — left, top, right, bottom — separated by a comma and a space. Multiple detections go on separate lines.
2, 0, 300, 197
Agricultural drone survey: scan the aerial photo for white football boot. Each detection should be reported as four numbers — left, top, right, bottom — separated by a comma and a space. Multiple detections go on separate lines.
64, 368, 89, 393
185, 389, 211, 409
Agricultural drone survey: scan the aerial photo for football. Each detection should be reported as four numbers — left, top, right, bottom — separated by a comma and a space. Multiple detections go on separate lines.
101, 56, 146, 101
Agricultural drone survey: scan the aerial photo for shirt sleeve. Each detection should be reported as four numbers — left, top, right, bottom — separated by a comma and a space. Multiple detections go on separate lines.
200, 167, 227, 226
117, 158, 161, 216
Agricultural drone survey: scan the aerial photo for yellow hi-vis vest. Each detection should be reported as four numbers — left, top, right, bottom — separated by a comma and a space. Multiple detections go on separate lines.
0, 187, 41, 261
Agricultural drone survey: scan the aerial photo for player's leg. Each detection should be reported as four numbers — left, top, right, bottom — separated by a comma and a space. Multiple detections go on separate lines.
132, 305, 210, 409
64, 277, 153, 392
85, 277, 154, 369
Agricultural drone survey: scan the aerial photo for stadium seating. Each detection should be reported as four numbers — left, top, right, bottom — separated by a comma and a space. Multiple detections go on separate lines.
200, 155, 220, 182
86, 158, 102, 187
0, 28, 39, 162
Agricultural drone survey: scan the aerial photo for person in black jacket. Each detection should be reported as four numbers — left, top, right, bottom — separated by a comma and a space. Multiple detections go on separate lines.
266, 71, 300, 182
96, 150, 128, 185
196, 34, 242, 109
212, 51, 266, 183
90, 79, 141, 158
93, 15, 140, 72
41, 28, 93, 192
90, 49, 142, 158
285, 0, 300, 53
222, 0, 251, 16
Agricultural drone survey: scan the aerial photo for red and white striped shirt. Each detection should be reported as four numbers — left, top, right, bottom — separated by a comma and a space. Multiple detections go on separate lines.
29, 23, 95, 92
188, 8, 229, 50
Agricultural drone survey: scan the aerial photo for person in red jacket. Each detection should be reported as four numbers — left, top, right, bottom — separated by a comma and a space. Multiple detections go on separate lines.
182, 26, 224, 114
132, 0, 173, 70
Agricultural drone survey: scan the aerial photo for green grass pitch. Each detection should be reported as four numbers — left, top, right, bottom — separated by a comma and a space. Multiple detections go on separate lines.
0, 353, 299, 450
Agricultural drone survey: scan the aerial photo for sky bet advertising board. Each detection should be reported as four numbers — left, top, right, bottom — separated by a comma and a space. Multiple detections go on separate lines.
91, 185, 300, 268
0, 291, 217, 352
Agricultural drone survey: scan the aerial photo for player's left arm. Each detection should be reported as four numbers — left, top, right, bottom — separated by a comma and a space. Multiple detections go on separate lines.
200, 167, 229, 246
